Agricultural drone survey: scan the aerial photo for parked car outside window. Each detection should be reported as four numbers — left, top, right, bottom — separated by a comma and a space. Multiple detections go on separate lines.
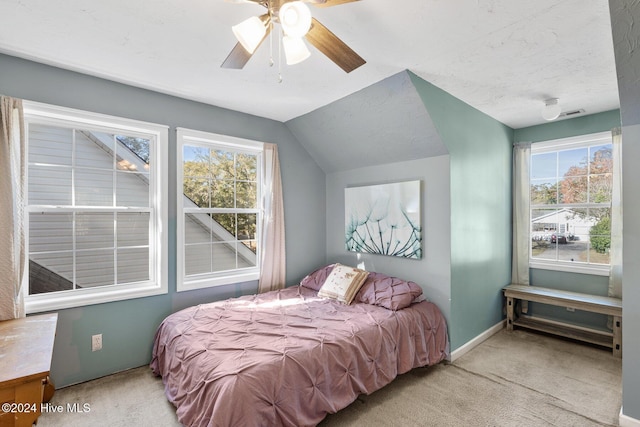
551, 233, 567, 244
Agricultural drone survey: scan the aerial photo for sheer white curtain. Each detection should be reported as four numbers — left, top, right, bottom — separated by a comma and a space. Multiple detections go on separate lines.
608, 128, 622, 299
512, 143, 531, 312
258, 143, 286, 293
512, 143, 531, 284
0, 95, 26, 320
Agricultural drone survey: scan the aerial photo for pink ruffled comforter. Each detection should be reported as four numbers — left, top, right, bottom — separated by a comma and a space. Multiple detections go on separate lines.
150, 286, 449, 427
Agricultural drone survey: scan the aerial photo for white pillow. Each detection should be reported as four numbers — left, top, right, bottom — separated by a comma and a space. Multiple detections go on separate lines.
317, 264, 368, 304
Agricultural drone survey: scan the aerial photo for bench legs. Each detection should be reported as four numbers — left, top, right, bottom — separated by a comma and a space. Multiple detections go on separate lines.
613, 315, 622, 358
506, 297, 514, 331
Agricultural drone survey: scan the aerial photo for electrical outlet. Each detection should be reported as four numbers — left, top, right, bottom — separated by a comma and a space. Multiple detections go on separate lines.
92, 334, 102, 352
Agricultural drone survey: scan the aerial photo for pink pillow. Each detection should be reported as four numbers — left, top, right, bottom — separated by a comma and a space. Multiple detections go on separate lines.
355, 272, 423, 310
299, 264, 336, 291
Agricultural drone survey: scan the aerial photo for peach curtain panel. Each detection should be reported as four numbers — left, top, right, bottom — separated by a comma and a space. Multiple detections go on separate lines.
0, 95, 26, 320
258, 143, 286, 292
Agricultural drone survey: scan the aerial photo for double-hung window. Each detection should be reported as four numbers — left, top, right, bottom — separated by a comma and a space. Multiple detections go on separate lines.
24, 102, 168, 313
529, 132, 613, 275
176, 128, 263, 291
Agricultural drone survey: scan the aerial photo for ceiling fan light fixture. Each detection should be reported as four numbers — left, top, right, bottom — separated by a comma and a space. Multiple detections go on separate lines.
282, 36, 311, 65
222, 0, 366, 73
542, 98, 561, 121
232, 16, 267, 54
279, 1, 312, 38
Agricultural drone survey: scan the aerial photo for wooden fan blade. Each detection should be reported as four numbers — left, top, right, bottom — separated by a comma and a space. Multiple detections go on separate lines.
221, 14, 271, 69
221, 43, 253, 69
305, 18, 365, 73
307, 0, 360, 8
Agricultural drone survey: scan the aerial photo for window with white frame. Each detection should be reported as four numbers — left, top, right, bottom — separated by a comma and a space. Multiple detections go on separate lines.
24, 102, 168, 313
530, 132, 613, 275
176, 128, 263, 291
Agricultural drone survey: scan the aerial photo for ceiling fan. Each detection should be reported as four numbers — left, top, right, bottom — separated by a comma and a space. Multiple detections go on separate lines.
222, 0, 366, 73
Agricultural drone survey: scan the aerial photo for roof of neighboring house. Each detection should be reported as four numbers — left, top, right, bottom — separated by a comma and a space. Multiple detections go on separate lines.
532, 207, 576, 223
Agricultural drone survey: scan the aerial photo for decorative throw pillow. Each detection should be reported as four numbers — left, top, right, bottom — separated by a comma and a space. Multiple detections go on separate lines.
299, 264, 336, 291
317, 264, 368, 304
355, 271, 424, 310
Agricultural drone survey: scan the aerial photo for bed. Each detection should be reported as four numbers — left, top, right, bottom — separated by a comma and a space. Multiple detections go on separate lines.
150, 265, 449, 427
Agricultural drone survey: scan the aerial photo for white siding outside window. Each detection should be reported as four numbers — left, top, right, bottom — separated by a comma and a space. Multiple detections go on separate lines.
24, 102, 168, 313
176, 128, 263, 291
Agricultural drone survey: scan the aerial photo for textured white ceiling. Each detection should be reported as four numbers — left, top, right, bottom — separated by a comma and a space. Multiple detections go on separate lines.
0, 0, 619, 128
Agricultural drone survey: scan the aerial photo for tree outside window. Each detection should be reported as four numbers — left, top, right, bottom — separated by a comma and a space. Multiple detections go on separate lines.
530, 141, 612, 267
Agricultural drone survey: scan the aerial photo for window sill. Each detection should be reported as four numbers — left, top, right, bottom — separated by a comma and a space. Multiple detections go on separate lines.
25, 281, 167, 313
177, 271, 260, 292
529, 260, 610, 276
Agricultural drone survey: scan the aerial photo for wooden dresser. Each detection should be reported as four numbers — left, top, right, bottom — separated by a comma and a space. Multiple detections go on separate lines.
0, 313, 57, 427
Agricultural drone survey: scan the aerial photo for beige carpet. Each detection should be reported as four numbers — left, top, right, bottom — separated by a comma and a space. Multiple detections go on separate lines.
38, 329, 622, 426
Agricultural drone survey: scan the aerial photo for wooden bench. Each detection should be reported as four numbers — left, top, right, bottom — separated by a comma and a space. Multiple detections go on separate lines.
503, 284, 622, 358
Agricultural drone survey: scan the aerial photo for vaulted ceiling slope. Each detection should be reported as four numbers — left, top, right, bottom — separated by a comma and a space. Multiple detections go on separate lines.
286, 71, 447, 174
0, 1, 619, 129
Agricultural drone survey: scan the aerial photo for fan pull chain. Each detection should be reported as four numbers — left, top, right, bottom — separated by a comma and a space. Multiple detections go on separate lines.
268, 20, 274, 67
267, 0, 273, 67
278, 25, 283, 83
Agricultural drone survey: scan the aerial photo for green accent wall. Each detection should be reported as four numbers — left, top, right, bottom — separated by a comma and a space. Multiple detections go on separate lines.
514, 109, 621, 143
408, 72, 513, 350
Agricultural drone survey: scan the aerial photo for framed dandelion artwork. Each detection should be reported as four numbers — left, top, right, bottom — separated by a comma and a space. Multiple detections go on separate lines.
345, 180, 422, 259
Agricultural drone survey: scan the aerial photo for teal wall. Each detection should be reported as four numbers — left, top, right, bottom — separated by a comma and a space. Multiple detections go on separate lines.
409, 73, 513, 350
0, 53, 327, 388
514, 109, 621, 331
514, 109, 621, 143
529, 269, 610, 330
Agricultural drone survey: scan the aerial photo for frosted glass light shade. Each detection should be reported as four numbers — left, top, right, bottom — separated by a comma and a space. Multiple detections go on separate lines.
542, 98, 561, 121
232, 16, 266, 54
282, 36, 311, 65
279, 1, 312, 37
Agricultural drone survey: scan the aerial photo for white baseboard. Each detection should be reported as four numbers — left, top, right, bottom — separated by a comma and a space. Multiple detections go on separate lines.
620, 407, 640, 427
450, 320, 506, 362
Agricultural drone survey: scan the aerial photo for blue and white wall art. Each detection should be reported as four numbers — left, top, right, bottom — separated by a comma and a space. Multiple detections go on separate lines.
345, 180, 422, 259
